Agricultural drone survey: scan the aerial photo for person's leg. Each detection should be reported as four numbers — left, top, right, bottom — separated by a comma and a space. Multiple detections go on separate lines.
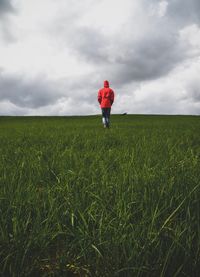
105, 108, 111, 128
101, 108, 106, 127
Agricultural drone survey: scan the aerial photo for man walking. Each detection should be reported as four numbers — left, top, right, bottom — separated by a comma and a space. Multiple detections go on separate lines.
98, 80, 115, 128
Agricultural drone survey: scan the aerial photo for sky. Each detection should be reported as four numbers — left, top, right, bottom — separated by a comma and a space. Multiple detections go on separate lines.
0, 0, 200, 115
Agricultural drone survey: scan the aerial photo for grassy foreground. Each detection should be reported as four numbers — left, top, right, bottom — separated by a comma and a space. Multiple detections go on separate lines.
0, 115, 200, 277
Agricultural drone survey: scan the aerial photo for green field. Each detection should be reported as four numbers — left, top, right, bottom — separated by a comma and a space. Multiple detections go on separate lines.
0, 115, 200, 277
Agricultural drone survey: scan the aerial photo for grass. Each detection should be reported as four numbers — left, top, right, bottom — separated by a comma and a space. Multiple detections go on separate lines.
0, 115, 200, 276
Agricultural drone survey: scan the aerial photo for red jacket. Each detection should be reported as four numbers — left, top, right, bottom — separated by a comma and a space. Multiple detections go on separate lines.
98, 80, 115, 108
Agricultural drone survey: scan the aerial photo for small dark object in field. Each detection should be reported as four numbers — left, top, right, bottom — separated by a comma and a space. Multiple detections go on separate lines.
122, 113, 127, 115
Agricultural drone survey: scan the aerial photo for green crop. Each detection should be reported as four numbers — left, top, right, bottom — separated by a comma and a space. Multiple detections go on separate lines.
0, 115, 200, 276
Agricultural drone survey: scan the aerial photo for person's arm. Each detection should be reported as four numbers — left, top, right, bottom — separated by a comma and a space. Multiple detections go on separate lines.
98, 90, 102, 104
110, 90, 114, 105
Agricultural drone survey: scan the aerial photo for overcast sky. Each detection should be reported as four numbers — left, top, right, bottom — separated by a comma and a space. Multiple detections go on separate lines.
0, 0, 200, 115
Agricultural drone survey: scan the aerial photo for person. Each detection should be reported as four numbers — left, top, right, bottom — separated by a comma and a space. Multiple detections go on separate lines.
98, 80, 115, 128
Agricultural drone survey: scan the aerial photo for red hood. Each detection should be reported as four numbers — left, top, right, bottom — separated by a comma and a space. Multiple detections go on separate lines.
104, 80, 109, 88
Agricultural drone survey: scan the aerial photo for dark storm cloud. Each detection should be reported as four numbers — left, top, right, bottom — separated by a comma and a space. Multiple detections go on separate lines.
0, 0, 14, 14
109, 32, 185, 85
146, 0, 200, 23
71, 25, 188, 87
0, 73, 63, 108
67, 10, 191, 88
42, 0, 200, 92
166, 0, 200, 26
0, 72, 100, 112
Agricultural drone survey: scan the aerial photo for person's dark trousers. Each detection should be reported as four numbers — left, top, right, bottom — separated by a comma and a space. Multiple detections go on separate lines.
101, 108, 111, 128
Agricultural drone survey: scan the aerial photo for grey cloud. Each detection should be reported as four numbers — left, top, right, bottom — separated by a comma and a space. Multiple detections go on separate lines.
60, 75, 101, 108
69, 27, 108, 64
144, 0, 200, 25
0, 101, 30, 116
0, 72, 100, 112
166, 0, 200, 26
83, 26, 188, 88
0, 22, 16, 42
0, 0, 14, 14
0, 0, 16, 43
111, 33, 184, 84
0, 73, 63, 108
66, 15, 191, 88
187, 80, 200, 103
43, 0, 197, 89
